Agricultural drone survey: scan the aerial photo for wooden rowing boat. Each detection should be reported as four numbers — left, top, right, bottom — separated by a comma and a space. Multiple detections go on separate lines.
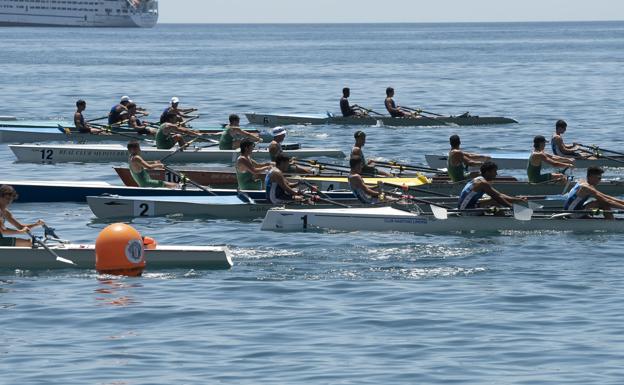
426, 153, 624, 170
0, 244, 232, 270
246, 113, 518, 127
261, 206, 624, 233
1, 180, 358, 203
10, 143, 345, 164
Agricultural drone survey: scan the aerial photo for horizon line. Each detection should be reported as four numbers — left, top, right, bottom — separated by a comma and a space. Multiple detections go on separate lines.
158, 19, 624, 25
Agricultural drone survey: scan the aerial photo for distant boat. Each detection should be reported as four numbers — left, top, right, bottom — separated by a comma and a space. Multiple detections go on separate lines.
0, 0, 158, 28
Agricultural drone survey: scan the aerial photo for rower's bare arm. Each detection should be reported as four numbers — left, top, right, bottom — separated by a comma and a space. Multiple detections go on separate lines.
462, 153, 483, 166
482, 184, 513, 207
4, 210, 27, 231
543, 154, 574, 168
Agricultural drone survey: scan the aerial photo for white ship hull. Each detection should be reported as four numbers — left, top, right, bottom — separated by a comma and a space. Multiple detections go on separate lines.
0, 0, 158, 28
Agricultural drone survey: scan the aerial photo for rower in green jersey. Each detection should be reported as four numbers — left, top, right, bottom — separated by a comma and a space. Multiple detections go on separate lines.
235, 139, 273, 190
128, 141, 177, 188
219, 114, 262, 150
527, 135, 574, 183
0, 185, 45, 247
351, 131, 390, 177
447, 135, 491, 182
156, 111, 200, 150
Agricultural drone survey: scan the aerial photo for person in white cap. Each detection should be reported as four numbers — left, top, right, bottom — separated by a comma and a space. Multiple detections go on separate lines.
268, 127, 312, 174
108, 96, 131, 125
159, 97, 197, 125
219, 114, 262, 150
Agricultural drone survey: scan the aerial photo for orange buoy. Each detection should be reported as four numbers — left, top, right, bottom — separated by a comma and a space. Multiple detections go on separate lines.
95, 223, 146, 277
143, 236, 158, 250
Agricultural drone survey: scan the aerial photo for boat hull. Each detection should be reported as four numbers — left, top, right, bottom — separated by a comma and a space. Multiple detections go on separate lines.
261, 207, 624, 233
0, 245, 232, 270
10, 144, 345, 164
246, 113, 517, 127
426, 154, 624, 170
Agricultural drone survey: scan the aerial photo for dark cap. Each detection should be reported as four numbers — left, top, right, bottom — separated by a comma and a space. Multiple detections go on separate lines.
354, 130, 366, 139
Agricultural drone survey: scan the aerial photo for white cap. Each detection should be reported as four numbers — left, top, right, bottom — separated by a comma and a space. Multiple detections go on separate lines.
271, 126, 287, 137
171, 97, 180, 105
120, 95, 130, 102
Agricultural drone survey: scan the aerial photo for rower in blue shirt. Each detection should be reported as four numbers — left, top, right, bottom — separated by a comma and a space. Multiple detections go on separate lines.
348, 157, 383, 204
458, 161, 527, 213
265, 155, 304, 204
564, 166, 624, 219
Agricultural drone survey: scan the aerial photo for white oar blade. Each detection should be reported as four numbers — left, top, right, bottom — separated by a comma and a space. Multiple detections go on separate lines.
56, 256, 77, 266
528, 201, 544, 210
430, 205, 448, 220
513, 204, 533, 221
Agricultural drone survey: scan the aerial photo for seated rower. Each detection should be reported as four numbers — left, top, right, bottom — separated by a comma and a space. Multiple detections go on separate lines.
351, 131, 390, 176
74, 99, 103, 135
384, 87, 410, 118
108, 95, 131, 125
564, 166, 624, 220
159, 97, 196, 125
551, 120, 592, 158
527, 135, 574, 184
458, 161, 527, 213
127, 141, 177, 188
340, 87, 365, 117
156, 111, 200, 150
236, 139, 272, 190
265, 155, 305, 204
447, 134, 490, 182
268, 127, 311, 174
127, 102, 156, 135
348, 157, 383, 204
0, 185, 45, 247
219, 114, 262, 150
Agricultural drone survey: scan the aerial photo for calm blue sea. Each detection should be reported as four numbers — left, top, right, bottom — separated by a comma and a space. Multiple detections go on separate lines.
2, 22, 624, 384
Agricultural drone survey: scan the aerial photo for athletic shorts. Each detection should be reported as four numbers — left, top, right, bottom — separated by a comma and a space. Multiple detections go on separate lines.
0, 236, 17, 246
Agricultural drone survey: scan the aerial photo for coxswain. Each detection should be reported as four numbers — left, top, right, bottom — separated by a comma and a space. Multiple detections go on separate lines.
74, 100, 103, 135
127, 102, 156, 135
564, 166, 624, 219
447, 134, 490, 182
127, 141, 177, 188
265, 155, 305, 204
236, 139, 273, 190
351, 131, 390, 176
156, 111, 200, 150
527, 135, 574, 184
108, 95, 131, 125
340, 87, 365, 117
458, 161, 527, 212
219, 114, 262, 150
551, 120, 592, 158
384, 87, 410, 118
348, 157, 384, 204
0, 185, 45, 247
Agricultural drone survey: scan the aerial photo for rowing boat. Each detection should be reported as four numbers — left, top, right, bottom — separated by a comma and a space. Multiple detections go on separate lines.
261, 206, 624, 233
10, 143, 345, 164
0, 115, 17, 121
426, 153, 624, 170
246, 113, 518, 127
0, 244, 232, 270
2, 180, 357, 203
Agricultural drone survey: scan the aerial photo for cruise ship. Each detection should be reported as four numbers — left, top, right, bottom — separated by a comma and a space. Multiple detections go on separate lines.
0, 0, 158, 28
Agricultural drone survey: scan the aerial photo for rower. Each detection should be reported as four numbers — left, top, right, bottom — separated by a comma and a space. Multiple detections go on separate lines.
219, 114, 262, 150
340, 87, 365, 117
127, 141, 177, 188
159, 97, 196, 125
564, 166, 624, 219
551, 120, 588, 158
348, 157, 383, 204
351, 131, 390, 176
458, 161, 527, 213
156, 111, 199, 150
236, 139, 272, 190
127, 102, 156, 135
265, 155, 305, 204
384, 87, 410, 118
447, 134, 490, 182
74, 100, 103, 135
108, 95, 131, 125
0, 185, 45, 247
527, 135, 574, 184
268, 127, 312, 174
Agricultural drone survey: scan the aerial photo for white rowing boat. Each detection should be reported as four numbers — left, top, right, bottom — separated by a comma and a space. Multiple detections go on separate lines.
246, 113, 518, 127
261, 206, 624, 233
426, 153, 624, 170
10, 143, 345, 164
0, 244, 232, 270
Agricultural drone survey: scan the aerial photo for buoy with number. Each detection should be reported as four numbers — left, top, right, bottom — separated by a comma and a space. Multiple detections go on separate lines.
95, 223, 146, 277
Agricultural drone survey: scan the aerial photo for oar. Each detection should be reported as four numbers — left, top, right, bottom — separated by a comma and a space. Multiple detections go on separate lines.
352, 105, 386, 117
161, 164, 217, 196
86, 115, 109, 123
383, 189, 453, 209
402, 106, 445, 117
578, 144, 624, 157
374, 160, 444, 174
28, 229, 76, 266
379, 181, 452, 198
300, 191, 351, 208
578, 144, 624, 163
159, 137, 200, 164
298, 179, 334, 201
429, 205, 512, 220
400, 106, 451, 126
